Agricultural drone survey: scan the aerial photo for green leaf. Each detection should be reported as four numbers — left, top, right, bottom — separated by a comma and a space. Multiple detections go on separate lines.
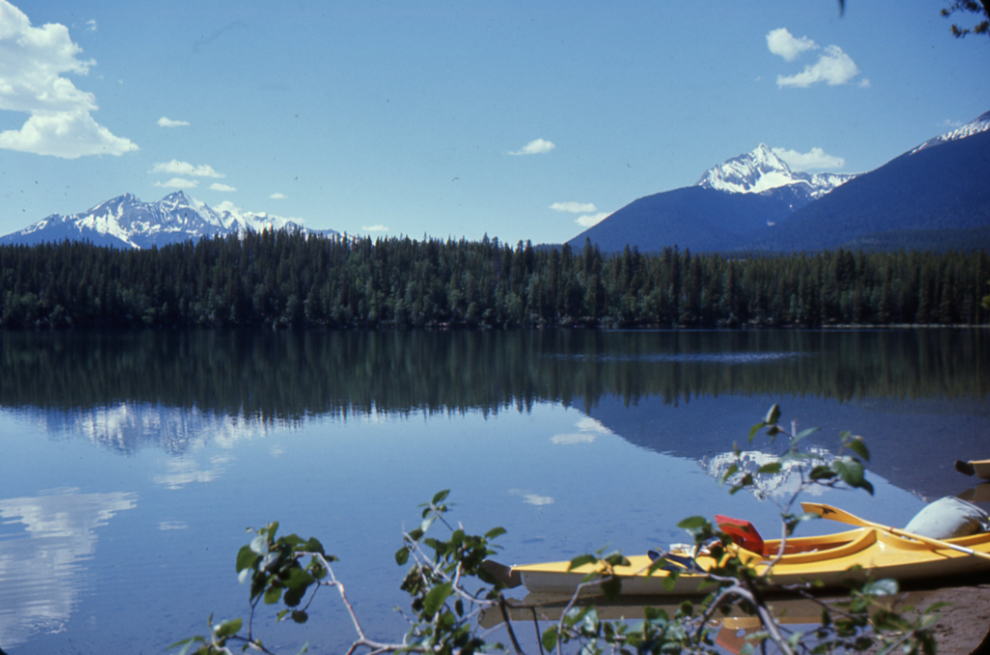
542, 626, 559, 652
423, 581, 453, 618
809, 465, 835, 481
793, 427, 819, 443
395, 547, 410, 566
846, 436, 870, 462
748, 422, 764, 442
264, 585, 282, 605
832, 457, 872, 493
719, 463, 739, 485
213, 618, 242, 638
277, 609, 290, 621
757, 462, 782, 475
303, 537, 325, 555
294, 642, 310, 655
432, 490, 451, 505
167, 636, 204, 655
765, 404, 781, 425
644, 607, 669, 622
485, 526, 507, 539
236, 545, 260, 573
603, 551, 630, 567
676, 516, 708, 531
568, 554, 598, 570
284, 567, 315, 592
600, 576, 622, 601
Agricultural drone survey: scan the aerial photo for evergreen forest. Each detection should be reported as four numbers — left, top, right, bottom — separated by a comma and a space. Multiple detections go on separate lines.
0, 230, 988, 329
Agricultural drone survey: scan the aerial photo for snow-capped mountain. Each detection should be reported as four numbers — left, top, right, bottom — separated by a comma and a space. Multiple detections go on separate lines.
696, 144, 855, 202
0, 191, 341, 249
908, 110, 990, 155
570, 108, 990, 254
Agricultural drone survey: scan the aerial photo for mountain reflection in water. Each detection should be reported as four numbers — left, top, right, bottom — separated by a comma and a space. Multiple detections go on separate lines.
1, 328, 988, 654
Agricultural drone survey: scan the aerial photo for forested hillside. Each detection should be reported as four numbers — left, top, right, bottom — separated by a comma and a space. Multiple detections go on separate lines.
0, 230, 987, 329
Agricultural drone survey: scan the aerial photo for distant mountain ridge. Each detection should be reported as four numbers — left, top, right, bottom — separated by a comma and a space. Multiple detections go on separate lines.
908, 110, 990, 155
760, 113, 990, 252
0, 191, 340, 249
569, 109, 990, 253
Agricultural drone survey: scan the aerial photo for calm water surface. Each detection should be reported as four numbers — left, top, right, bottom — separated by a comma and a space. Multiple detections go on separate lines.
1, 329, 989, 654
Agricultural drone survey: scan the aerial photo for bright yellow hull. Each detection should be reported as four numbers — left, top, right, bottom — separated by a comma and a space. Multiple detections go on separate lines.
512, 528, 990, 595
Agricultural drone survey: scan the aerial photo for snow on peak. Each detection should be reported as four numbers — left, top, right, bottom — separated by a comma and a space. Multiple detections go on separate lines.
909, 110, 990, 155
696, 144, 854, 200
1, 192, 341, 249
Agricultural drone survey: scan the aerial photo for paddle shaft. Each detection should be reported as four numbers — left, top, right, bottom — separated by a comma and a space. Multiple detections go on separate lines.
801, 502, 990, 562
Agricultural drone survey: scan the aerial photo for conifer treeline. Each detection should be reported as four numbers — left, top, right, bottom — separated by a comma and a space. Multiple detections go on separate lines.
0, 231, 987, 328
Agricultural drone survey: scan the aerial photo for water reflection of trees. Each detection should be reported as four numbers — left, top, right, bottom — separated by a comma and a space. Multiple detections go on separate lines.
1, 329, 986, 422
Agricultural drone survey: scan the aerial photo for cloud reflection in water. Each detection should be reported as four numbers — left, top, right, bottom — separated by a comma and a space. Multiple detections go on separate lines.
0, 488, 136, 649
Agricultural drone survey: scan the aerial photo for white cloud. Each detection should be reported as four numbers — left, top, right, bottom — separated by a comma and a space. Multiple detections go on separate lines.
521, 494, 554, 506
158, 521, 188, 531
777, 44, 860, 88
550, 201, 597, 213
269, 192, 286, 199
575, 212, 610, 228
508, 489, 555, 506
209, 183, 236, 192
157, 116, 189, 128
771, 146, 845, 171
154, 177, 199, 189
362, 224, 389, 232
85, 19, 97, 32
151, 160, 224, 178
551, 433, 597, 445
552, 416, 612, 444
859, 78, 871, 88
153, 456, 229, 490
214, 200, 239, 213
509, 138, 555, 156
766, 28, 817, 62
0, 1, 137, 158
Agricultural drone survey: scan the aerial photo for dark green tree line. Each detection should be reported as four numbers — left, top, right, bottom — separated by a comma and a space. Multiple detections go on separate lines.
0, 231, 987, 329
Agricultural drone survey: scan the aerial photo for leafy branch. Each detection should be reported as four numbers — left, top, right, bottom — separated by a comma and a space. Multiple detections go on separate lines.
169, 406, 949, 655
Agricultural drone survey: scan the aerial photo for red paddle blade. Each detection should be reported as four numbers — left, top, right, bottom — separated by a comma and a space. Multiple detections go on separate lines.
715, 514, 765, 554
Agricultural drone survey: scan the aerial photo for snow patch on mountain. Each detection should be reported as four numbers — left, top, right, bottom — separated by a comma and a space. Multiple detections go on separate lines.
3, 191, 341, 249
696, 144, 855, 201
909, 110, 990, 155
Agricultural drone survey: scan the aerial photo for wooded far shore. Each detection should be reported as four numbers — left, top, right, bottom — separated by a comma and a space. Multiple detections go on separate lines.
1, 231, 987, 329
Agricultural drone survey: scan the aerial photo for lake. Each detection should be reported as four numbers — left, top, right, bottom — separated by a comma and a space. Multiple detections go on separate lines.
1, 328, 989, 654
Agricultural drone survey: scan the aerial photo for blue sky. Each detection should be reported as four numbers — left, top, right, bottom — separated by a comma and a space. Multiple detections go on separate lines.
0, 1, 986, 245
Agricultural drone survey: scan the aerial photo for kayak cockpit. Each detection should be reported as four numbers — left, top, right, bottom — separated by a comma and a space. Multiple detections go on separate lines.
749, 528, 876, 564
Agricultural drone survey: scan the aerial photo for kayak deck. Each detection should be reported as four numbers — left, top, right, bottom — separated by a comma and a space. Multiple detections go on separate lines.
511, 528, 990, 595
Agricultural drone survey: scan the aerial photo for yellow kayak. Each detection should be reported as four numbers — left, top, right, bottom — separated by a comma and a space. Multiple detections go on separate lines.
510, 527, 990, 596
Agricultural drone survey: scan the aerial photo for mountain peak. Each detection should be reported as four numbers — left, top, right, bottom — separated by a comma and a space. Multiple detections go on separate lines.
1, 192, 341, 249
909, 109, 990, 155
696, 144, 853, 200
